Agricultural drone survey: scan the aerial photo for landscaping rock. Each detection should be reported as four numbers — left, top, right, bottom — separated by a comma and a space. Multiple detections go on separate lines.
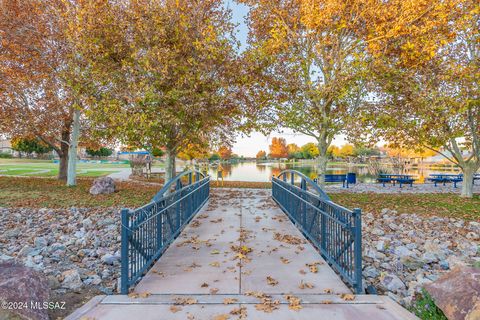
425, 266, 480, 320
0, 262, 50, 320
89, 177, 116, 195
101, 253, 120, 265
380, 273, 406, 293
61, 269, 83, 290
361, 210, 479, 307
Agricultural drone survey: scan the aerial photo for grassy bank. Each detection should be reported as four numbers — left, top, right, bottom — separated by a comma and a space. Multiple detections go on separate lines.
0, 177, 478, 221
0, 177, 157, 208
330, 193, 480, 221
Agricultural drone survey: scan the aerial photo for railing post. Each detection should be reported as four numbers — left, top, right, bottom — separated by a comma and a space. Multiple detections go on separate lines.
120, 208, 130, 294
301, 179, 307, 226
353, 208, 363, 294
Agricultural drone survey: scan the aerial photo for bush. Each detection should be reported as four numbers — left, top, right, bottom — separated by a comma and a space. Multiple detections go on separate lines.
0, 152, 12, 158
86, 147, 113, 157
410, 289, 447, 320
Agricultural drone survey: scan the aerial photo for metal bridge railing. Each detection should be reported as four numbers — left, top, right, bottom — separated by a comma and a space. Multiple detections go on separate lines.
120, 170, 210, 294
271, 170, 362, 294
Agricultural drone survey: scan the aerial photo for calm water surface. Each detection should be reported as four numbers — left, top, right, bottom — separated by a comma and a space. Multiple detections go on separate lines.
206, 161, 461, 183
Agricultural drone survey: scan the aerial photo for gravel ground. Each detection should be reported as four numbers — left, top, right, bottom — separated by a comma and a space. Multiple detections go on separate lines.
0, 189, 478, 315
325, 182, 480, 194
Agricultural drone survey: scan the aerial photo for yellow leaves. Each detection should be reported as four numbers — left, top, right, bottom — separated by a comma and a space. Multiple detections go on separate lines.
230, 306, 247, 317
210, 288, 219, 294
274, 233, 305, 245
128, 292, 150, 299
324, 288, 333, 294
174, 297, 197, 305
340, 293, 355, 301
299, 280, 315, 289
223, 298, 238, 304
213, 315, 230, 320
266, 276, 278, 286
209, 261, 220, 267
285, 294, 302, 311
306, 261, 324, 273
170, 305, 182, 313
210, 249, 220, 255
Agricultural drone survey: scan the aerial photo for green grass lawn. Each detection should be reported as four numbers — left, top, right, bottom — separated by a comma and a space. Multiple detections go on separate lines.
0, 158, 133, 177
0, 158, 166, 177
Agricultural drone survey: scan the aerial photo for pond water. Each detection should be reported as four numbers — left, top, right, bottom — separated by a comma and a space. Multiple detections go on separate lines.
205, 161, 461, 183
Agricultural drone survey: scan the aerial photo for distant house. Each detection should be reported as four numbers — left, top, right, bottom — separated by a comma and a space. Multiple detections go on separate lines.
0, 139, 13, 154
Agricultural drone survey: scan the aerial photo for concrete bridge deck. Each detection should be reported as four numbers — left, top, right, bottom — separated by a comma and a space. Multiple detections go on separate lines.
67, 188, 417, 320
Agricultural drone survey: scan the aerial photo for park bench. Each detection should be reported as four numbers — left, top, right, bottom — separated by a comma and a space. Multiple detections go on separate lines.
377, 174, 415, 188
314, 174, 348, 188
428, 174, 463, 188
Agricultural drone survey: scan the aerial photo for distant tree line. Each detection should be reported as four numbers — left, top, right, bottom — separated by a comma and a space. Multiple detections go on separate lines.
256, 137, 380, 160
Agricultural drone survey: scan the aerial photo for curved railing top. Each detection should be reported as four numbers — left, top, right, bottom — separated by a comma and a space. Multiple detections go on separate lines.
152, 169, 208, 202
273, 169, 331, 201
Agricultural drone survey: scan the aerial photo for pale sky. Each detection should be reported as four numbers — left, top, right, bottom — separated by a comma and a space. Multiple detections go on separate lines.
225, 1, 348, 157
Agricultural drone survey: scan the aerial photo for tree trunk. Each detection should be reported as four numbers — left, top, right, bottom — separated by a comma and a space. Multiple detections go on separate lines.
165, 148, 177, 183
67, 109, 81, 186
57, 129, 71, 181
461, 163, 477, 198
316, 139, 329, 187
58, 151, 68, 181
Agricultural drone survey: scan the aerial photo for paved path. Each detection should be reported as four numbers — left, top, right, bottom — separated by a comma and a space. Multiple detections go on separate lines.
67, 189, 417, 320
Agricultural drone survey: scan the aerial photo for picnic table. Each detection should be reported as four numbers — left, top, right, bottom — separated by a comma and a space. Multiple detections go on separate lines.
314, 174, 350, 188
427, 173, 463, 188
377, 174, 416, 188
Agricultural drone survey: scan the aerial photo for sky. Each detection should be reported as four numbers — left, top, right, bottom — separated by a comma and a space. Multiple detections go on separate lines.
224, 1, 347, 157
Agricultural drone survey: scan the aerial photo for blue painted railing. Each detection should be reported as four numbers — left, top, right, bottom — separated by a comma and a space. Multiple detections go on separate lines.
271, 170, 363, 294
120, 170, 210, 294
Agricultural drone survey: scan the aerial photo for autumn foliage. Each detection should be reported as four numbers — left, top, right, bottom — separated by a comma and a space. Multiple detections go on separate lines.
269, 137, 288, 159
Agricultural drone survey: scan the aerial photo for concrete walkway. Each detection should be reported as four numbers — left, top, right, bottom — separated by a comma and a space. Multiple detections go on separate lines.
67, 189, 418, 320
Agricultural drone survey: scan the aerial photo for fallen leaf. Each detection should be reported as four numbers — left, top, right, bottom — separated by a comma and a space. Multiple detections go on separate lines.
285, 294, 302, 311
170, 305, 182, 313
280, 257, 290, 264
213, 315, 230, 320
210, 288, 219, 294
324, 288, 333, 294
266, 276, 278, 286
223, 298, 238, 304
340, 293, 355, 301
174, 297, 197, 305
299, 280, 314, 289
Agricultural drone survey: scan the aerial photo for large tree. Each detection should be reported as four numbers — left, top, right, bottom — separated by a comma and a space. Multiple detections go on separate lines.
72, 0, 244, 182
0, 0, 75, 180
370, 0, 479, 197
240, 0, 458, 185
0, 0, 91, 185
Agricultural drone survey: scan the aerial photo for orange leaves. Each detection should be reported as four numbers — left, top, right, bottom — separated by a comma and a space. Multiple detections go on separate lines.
269, 137, 289, 159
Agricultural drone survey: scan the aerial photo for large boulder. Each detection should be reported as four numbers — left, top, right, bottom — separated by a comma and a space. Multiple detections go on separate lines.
0, 262, 50, 320
425, 266, 480, 320
89, 177, 116, 195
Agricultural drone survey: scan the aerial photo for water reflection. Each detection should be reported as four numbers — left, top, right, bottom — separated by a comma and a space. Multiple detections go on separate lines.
206, 161, 461, 183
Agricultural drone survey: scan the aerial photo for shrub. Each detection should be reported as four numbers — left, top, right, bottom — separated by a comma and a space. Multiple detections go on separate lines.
410, 289, 447, 320
0, 152, 12, 158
